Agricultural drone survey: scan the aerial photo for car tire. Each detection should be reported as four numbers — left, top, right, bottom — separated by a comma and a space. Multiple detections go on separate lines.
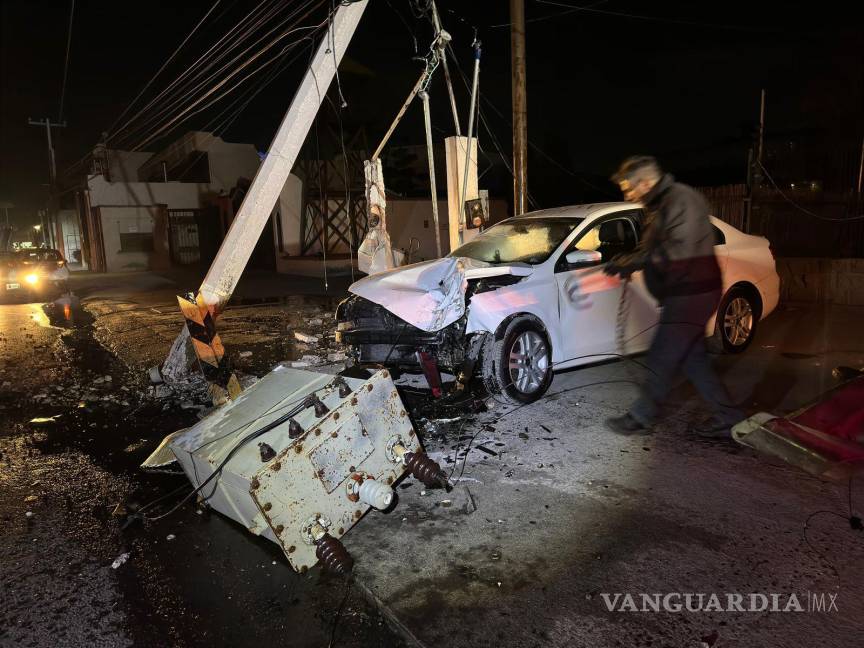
708, 287, 759, 354
481, 317, 553, 405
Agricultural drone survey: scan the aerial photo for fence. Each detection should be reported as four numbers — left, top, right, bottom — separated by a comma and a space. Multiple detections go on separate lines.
697, 185, 864, 258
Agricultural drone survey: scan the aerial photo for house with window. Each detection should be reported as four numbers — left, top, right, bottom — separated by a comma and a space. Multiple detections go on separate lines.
64, 131, 303, 273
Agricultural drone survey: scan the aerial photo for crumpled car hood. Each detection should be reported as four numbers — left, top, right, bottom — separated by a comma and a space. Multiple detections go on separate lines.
348, 256, 533, 332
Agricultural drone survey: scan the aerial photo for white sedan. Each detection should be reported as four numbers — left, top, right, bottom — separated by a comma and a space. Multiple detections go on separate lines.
336, 202, 779, 404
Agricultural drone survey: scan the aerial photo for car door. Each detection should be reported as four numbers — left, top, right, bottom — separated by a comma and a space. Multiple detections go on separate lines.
554, 210, 658, 366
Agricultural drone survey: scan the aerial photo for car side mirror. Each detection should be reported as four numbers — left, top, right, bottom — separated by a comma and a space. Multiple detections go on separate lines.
565, 250, 602, 267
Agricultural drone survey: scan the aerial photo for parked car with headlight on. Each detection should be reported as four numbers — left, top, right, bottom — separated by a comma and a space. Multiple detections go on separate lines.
1, 248, 70, 301
337, 202, 780, 404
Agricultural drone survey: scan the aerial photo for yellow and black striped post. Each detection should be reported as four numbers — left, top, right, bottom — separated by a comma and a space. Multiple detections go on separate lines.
177, 292, 242, 404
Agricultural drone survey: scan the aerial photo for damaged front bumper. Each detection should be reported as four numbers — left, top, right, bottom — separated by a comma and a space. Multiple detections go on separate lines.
336, 294, 476, 371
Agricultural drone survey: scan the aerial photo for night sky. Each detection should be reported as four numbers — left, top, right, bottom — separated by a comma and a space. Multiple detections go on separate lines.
1, 0, 861, 228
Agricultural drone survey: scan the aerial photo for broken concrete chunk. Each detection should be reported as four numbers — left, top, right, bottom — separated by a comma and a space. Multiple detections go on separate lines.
306, 318, 323, 326
293, 331, 319, 345
327, 352, 347, 363
111, 553, 130, 570
299, 354, 323, 365
239, 351, 253, 358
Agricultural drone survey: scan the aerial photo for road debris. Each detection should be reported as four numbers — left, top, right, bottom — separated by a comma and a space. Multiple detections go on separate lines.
239, 351, 253, 358
166, 534, 176, 541
293, 331, 319, 345
111, 553, 130, 569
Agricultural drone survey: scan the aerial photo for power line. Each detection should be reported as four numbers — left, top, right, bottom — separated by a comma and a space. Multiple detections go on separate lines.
107, 0, 284, 146
535, 0, 779, 32
104, 0, 223, 139
127, 6, 327, 152
58, 0, 76, 121
757, 160, 864, 222
488, 0, 609, 29
111, 0, 300, 149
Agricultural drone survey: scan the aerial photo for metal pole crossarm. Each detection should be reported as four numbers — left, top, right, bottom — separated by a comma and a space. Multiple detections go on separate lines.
431, 1, 461, 136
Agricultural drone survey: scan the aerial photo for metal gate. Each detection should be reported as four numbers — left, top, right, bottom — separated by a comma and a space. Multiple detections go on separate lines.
168, 210, 201, 265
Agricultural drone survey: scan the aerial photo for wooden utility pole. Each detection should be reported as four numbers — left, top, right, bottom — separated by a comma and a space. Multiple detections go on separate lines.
510, 0, 527, 216
756, 89, 766, 166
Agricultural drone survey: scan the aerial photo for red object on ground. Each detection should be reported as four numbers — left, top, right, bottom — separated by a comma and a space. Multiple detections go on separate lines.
416, 351, 443, 398
792, 376, 864, 442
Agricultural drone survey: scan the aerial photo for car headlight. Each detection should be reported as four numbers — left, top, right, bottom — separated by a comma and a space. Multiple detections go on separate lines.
24, 273, 40, 285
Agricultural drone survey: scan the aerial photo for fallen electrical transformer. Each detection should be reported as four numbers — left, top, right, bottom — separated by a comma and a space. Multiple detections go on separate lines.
144, 365, 449, 574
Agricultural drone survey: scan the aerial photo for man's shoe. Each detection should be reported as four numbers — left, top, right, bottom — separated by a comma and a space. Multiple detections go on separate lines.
691, 417, 736, 440
605, 414, 652, 436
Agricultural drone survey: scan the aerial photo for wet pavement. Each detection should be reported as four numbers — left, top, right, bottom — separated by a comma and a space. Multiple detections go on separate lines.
0, 279, 403, 648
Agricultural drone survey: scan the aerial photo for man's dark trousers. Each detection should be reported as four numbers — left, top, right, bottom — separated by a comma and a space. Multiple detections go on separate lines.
629, 289, 742, 426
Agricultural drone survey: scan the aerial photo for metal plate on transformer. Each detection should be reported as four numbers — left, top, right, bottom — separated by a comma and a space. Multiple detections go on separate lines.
307, 413, 374, 493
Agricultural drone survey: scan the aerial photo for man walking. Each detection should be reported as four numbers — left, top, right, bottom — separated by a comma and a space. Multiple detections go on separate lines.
603, 156, 742, 438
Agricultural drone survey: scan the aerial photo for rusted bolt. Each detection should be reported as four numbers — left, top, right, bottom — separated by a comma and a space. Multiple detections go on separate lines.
333, 412, 340, 421
275, 524, 284, 535
288, 545, 296, 554
300, 565, 308, 574
331, 432, 338, 438
400, 410, 406, 417
382, 370, 389, 378
350, 397, 358, 406
367, 384, 373, 392
263, 502, 272, 512
250, 478, 260, 490
294, 444, 303, 454
386, 476, 394, 485
408, 430, 415, 438
272, 462, 281, 471
338, 527, 344, 535
349, 465, 356, 472
317, 469, 325, 479
354, 510, 362, 520
361, 429, 368, 437
314, 428, 321, 436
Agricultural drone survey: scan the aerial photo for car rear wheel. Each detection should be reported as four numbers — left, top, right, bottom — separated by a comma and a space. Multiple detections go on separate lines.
709, 287, 759, 354
481, 317, 553, 405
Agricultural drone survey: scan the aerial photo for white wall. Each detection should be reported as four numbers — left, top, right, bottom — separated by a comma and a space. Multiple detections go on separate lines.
100, 206, 158, 272
275, 174, 304, 257
207, 138, 261, 189
387, 199, 451, 261
386, 198, 509, 262
58, 209, 86, 269
87, 175, 211, 209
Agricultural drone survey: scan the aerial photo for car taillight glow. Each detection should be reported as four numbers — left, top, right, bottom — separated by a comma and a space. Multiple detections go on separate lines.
25, 273, 40, 285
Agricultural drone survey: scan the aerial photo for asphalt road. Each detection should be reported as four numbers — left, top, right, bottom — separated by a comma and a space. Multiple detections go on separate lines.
0, 289, 402, 648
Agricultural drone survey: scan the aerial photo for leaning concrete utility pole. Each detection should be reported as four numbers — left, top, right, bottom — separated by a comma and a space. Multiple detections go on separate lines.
162, 0, 368, 380
510, 0, 528, 216
28, 117, 66, 248
199, 0, 366, 309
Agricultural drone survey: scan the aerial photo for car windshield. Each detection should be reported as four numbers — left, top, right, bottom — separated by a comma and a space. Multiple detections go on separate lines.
450, 217, 583, 265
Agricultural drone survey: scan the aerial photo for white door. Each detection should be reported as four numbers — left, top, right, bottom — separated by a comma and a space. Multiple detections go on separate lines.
554, 212, 659, 367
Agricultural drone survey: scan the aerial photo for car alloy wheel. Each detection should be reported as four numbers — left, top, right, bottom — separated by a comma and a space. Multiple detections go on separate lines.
507, 330, 550, 394
723, 296, 753, 347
